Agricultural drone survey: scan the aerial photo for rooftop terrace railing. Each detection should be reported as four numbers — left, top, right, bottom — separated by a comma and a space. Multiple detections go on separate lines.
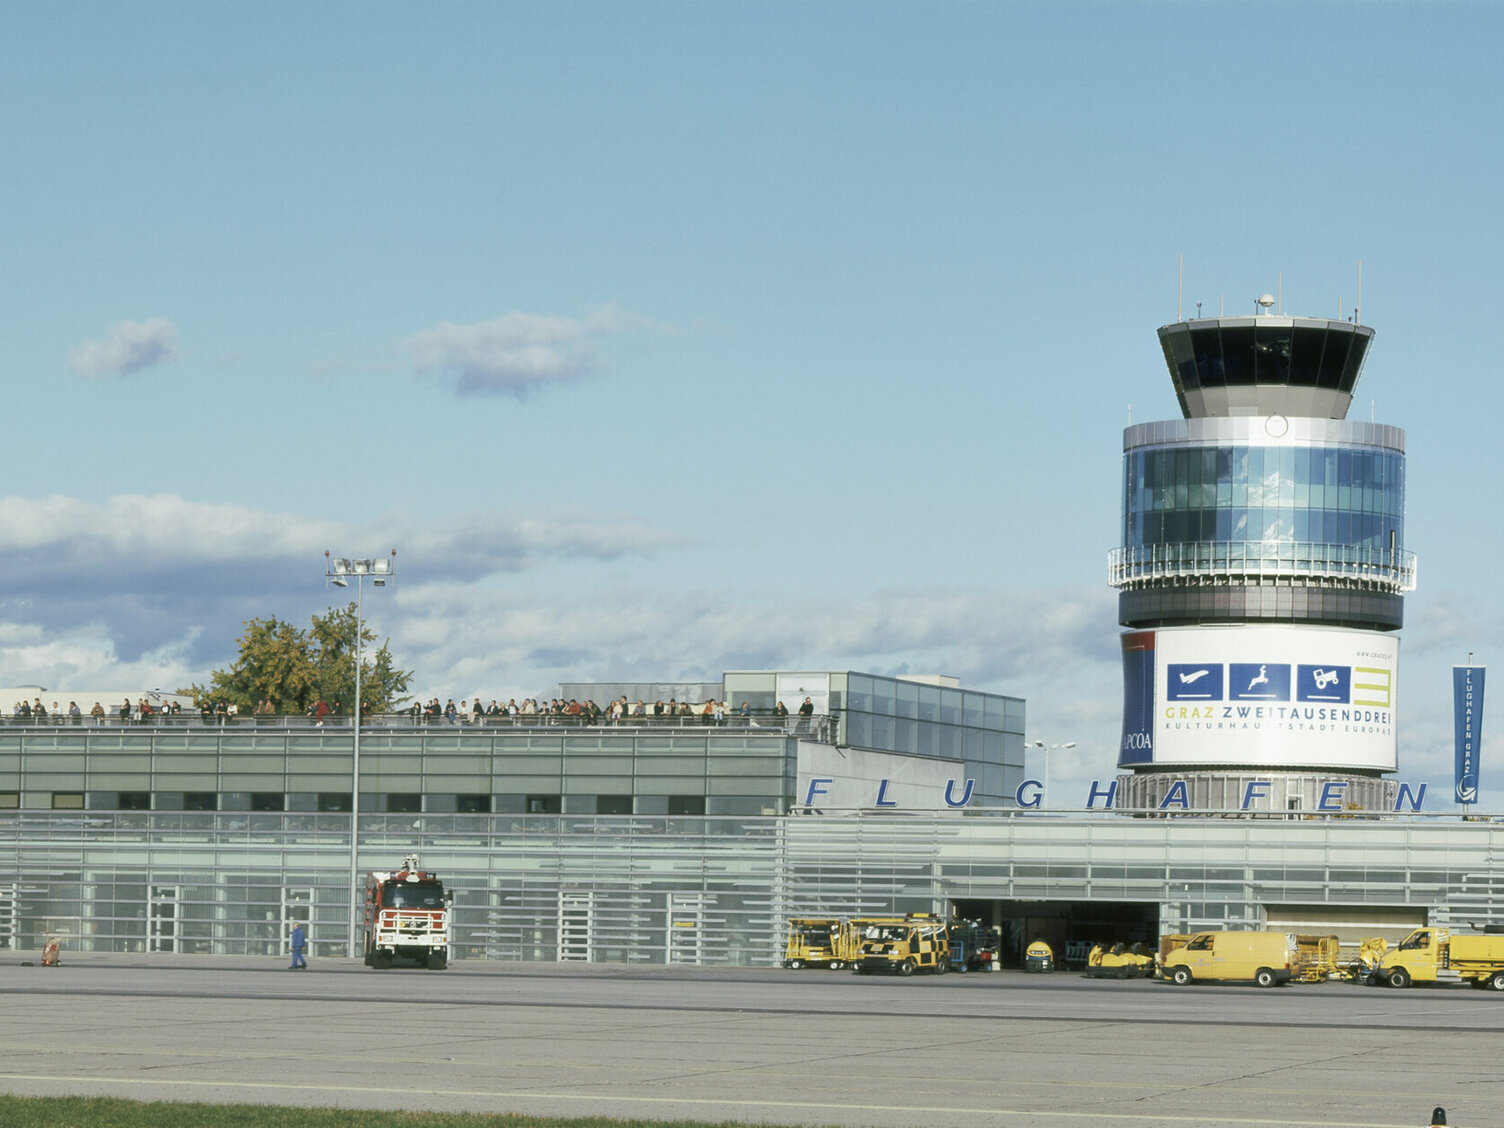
1108, 540, 1417, 592
0, 708, 836, 739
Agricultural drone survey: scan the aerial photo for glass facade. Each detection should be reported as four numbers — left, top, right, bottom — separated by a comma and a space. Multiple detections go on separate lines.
723, 670, 1027, 807
1113, 419, 1413, 596
841, 673, 1024, 806
1123, 443, 1404, 553
0, 809, 1495, 964
1159, 319, 1371, 394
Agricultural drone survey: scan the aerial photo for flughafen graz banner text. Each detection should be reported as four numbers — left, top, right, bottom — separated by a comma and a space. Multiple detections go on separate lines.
799, 776, 1431, 812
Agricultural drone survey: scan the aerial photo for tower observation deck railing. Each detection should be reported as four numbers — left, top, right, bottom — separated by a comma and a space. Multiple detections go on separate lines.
1108, 541, 1417, 592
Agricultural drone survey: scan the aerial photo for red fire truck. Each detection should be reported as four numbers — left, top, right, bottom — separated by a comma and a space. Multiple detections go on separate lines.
362, 854, 452, 970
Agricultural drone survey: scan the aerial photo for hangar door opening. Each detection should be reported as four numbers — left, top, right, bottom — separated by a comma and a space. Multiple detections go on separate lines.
953, 898, 1160, 970
1263, 904, 1425, 949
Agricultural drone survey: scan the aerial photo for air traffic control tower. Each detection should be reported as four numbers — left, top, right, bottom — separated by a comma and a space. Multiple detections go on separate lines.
1110, 295, 1416, 811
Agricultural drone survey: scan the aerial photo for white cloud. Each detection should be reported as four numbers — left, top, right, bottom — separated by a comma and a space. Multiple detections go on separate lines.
68, 318, 177, 378
0, 494, 680, 578
0, 493, 687, 684
404, 307, 648, 397
386, 580, 1120, 715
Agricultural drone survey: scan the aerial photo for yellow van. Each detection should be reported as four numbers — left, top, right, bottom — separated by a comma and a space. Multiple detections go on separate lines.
1160, 930, 1298, 988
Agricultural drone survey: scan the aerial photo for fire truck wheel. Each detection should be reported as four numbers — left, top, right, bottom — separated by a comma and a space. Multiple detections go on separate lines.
374, 951, 393, 970
897, 958, 916, 976
427, 950, 447, 970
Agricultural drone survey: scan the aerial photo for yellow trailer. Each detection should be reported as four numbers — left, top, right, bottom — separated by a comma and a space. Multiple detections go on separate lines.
783, 918, 853, 969
1085, 942, 1155, 979
1292, 934, 1341, 982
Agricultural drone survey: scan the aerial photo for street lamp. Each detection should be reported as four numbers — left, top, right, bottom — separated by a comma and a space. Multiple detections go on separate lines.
1030, 740, 1077, 809
325, 550, 395, 958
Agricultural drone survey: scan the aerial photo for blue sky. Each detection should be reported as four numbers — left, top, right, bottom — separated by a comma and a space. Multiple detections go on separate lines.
3, 2, 1502, 807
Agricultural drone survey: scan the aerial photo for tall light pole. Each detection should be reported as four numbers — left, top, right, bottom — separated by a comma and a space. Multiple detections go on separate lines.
325, 550, 395, 958
1030, 740, 1077, 809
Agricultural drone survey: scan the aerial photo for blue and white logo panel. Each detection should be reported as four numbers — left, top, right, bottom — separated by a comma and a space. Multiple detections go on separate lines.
1297, 664, 1350, 703
1152, 625, 1398, 773
1167, 663, 1222, 701
1229, 663, 1291, 701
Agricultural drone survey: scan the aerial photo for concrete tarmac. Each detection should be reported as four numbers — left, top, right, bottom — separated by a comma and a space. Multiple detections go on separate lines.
0, 951, 1498, 1127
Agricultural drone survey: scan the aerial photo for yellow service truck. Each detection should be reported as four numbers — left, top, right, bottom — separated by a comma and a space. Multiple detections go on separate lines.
1374, 927, 1504, 990
1160, 930, 1299, 987
851, 914, 949, 976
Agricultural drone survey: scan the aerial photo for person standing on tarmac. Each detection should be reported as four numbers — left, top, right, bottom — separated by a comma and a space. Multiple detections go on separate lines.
289, 922, 308, 970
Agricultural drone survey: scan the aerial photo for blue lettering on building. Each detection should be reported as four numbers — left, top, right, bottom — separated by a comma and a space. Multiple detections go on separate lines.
803, 778, 833, 807
1086, 779, 1117, 808
1241, 780, 1271, 809
1159, 779, 1191, 810
1318, 781, 1350, 811
1395, 782, 1427, 812
944, 778, 975, 807
800, 776, 1431, 811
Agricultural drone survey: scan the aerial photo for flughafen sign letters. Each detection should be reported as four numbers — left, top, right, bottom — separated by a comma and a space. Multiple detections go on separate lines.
800, 777, 1431, 812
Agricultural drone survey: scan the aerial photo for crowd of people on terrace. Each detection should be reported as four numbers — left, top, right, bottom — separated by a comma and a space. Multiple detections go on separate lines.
5, 694, 825, 732
402, 695, 818, 728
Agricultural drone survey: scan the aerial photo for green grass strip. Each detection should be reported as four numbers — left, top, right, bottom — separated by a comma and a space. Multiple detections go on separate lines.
0, 1098, 786, 1128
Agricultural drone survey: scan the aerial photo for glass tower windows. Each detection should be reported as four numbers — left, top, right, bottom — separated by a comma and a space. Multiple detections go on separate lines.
1161, 322, 1372, 395
1121, 442, 1405, 556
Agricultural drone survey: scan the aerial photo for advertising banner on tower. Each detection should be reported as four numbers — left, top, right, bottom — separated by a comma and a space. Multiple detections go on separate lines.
1453, 665, 1485, 805
1120, 625, 1398, 771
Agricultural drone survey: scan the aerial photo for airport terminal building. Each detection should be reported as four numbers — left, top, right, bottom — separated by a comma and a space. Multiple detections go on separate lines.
1, 301, 1498, 966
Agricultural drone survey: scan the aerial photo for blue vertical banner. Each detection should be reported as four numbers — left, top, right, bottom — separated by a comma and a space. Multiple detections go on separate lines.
1454, 665, 1486, 805
1118, 632, 1156, 767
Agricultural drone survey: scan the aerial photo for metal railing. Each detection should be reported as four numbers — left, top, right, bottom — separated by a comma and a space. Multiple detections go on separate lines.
1108, 540, 1417, 592
0, 708, 837, 739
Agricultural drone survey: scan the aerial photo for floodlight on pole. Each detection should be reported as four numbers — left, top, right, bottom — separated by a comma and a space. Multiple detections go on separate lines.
323, 549, 396, 958
1030, 740, 1077, 809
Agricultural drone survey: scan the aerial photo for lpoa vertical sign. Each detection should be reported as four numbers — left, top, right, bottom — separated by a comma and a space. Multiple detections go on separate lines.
1454, 665, 1486, 805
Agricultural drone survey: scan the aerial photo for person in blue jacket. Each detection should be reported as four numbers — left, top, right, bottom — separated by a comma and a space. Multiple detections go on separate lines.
289, 922, 308, 970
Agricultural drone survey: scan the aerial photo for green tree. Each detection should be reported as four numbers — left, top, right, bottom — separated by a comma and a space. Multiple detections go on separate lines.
188, 605, 413, 716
